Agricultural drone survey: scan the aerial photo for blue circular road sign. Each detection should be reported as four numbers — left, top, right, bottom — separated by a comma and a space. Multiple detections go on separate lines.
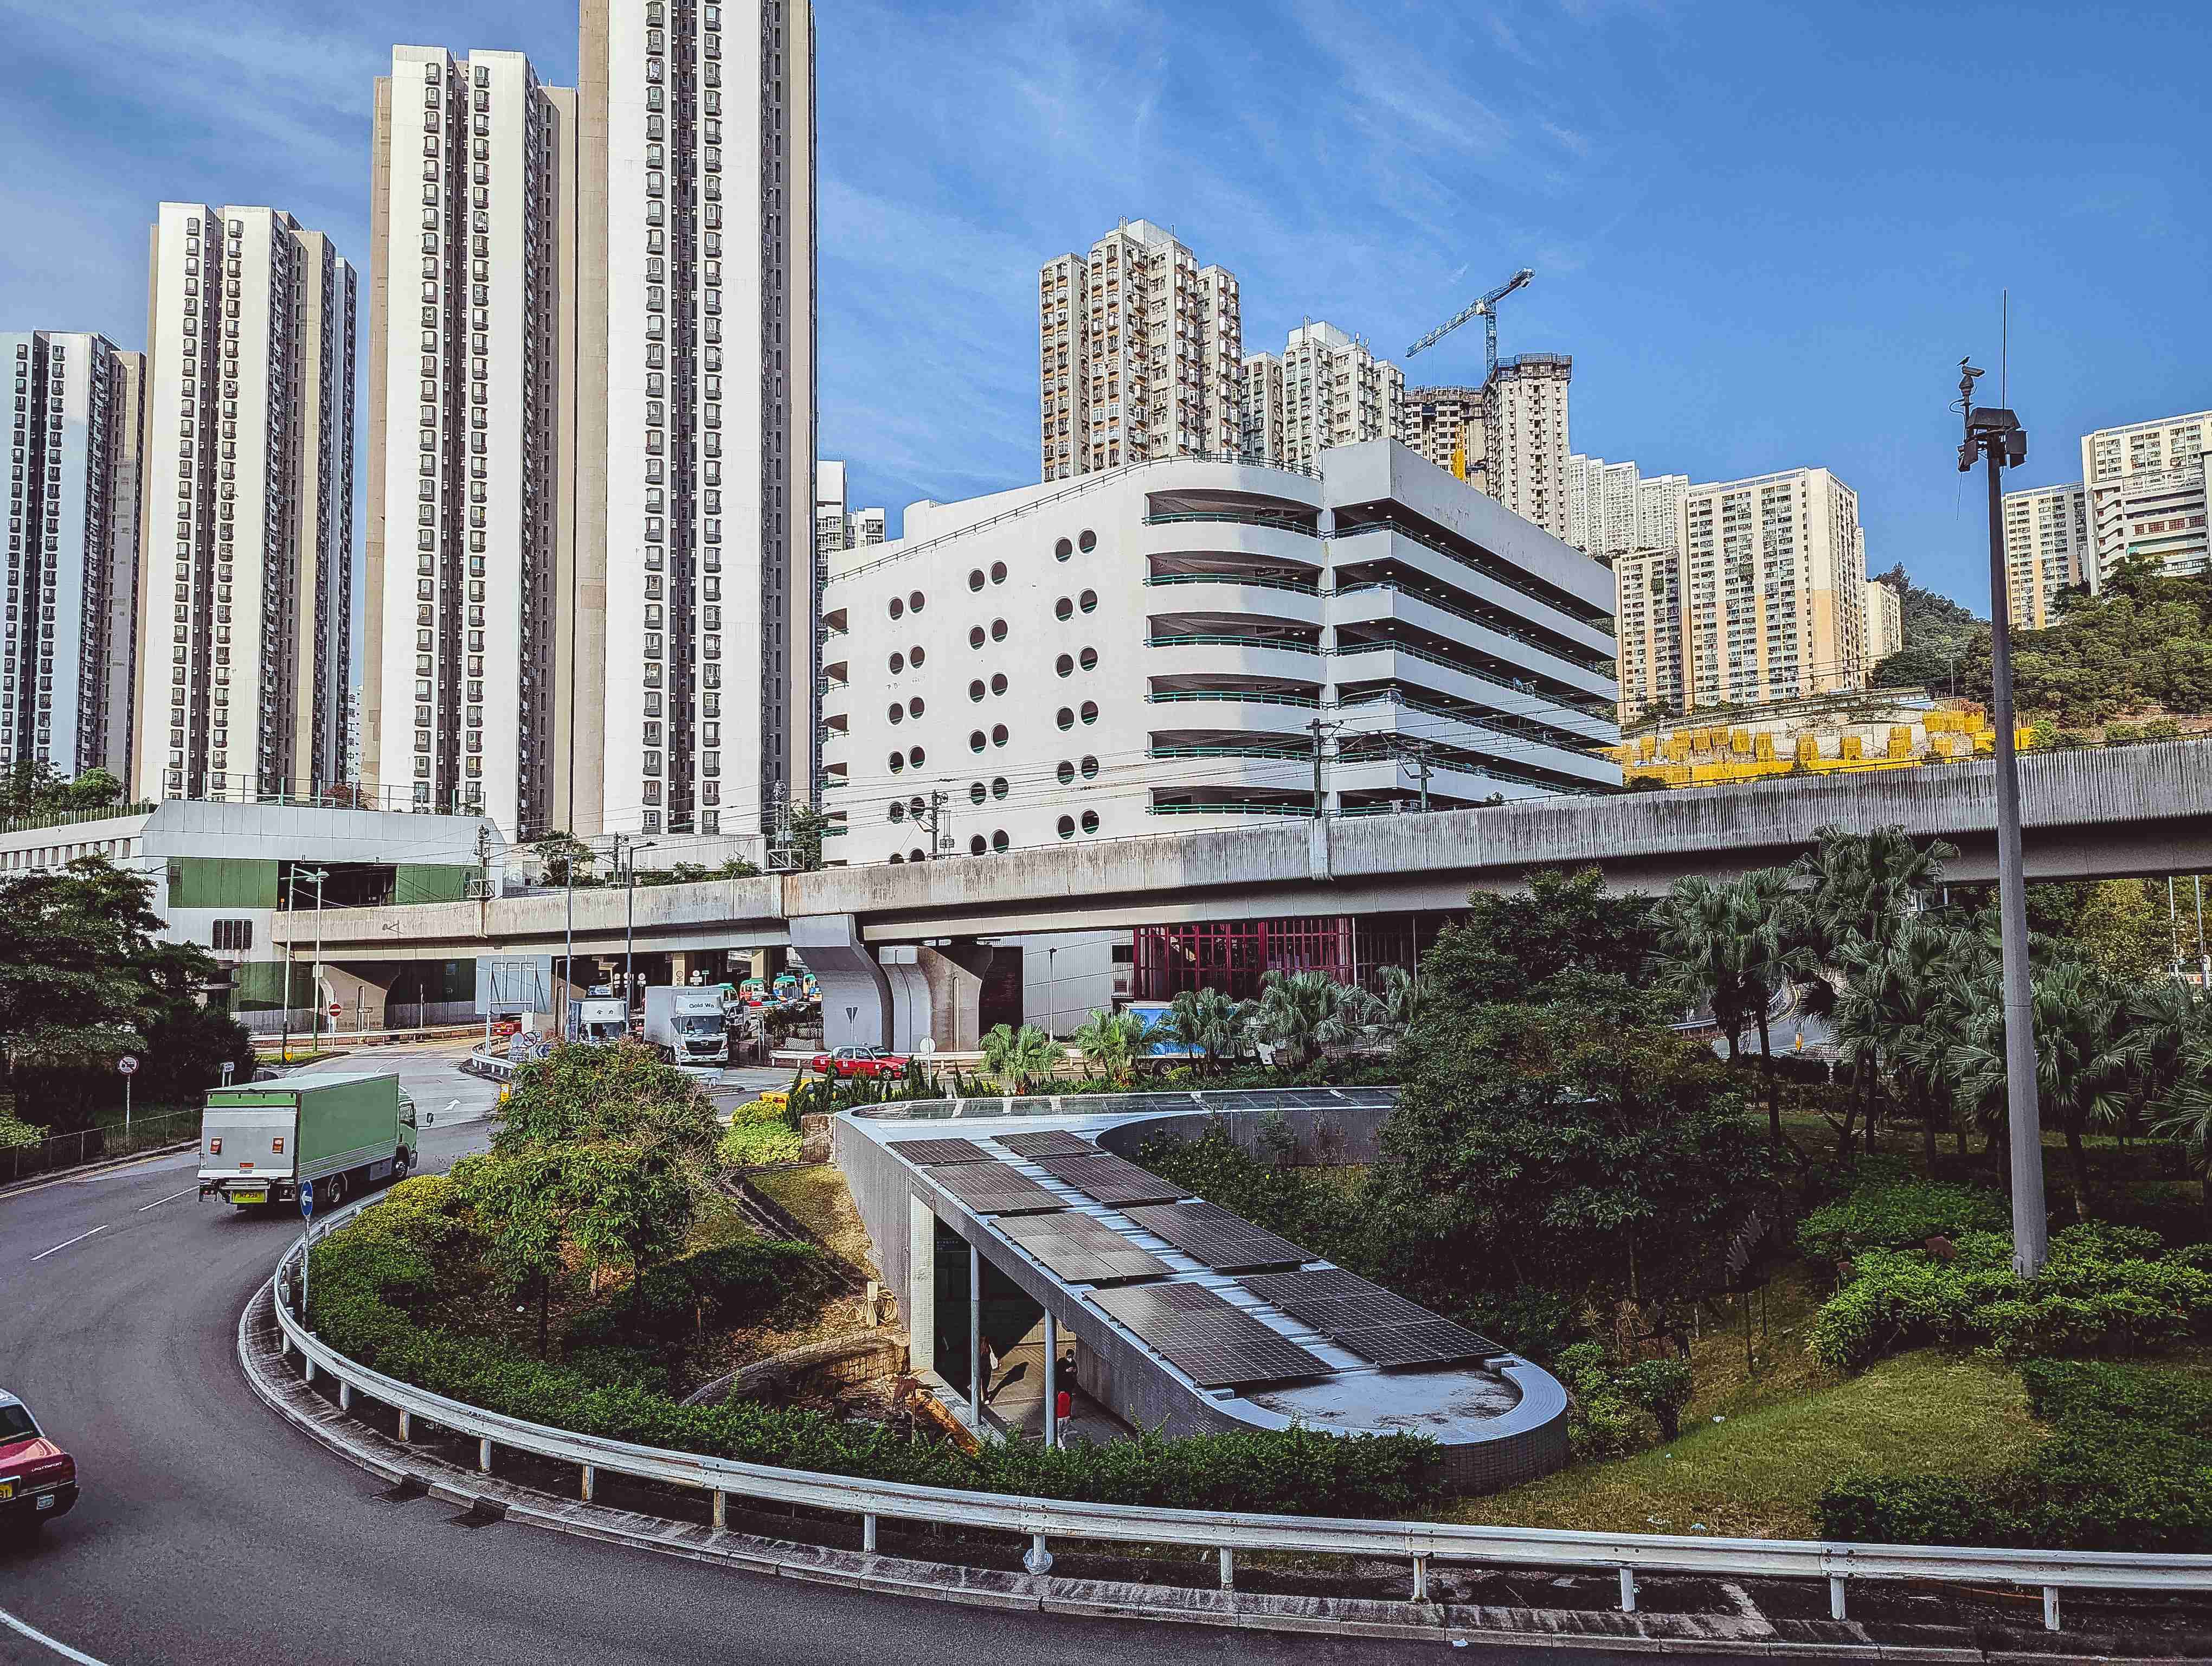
299, 1179, 316, 1220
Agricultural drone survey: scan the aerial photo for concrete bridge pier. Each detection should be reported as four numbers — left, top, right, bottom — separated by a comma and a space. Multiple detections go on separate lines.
794, 915, 892, 1052
319, 962, 395, 1030
879, 941, 998, 1053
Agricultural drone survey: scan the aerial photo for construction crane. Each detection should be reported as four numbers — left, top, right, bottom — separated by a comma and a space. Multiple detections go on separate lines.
1405, 267, 1534, 380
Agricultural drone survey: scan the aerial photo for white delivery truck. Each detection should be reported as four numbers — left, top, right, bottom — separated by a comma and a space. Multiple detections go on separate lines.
642, 985, 728, 1066
567, 996, 629, 1045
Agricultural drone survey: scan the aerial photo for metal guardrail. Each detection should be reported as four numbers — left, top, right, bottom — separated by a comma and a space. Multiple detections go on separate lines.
460, 1048, 519, 1083
265, 1195, 2212, 1629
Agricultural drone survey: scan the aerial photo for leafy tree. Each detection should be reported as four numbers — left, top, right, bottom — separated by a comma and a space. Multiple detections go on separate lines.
0, 856, 178, 1103
1654, 869, 1796, 1143
1249, 970, 1381, 1075
1833, 919, 1964, 1165
2027, 880, 2170, 983
0, 761, 128, 824
981, 1022, 1058, 1092
773, 801, 831, 873
1373, 993, 1773, 1306
451, 1145, 572, 1354
1070, 1009, 1146, 1087
1866, 565, 1986, 694
496, 1040, 719, 1161
532, 832, 599, 888
1417, 868, 1656, 1013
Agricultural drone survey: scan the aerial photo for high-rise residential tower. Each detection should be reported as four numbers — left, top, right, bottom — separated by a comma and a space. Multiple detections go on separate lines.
1401, 385, 1483, 481
581, 0, 818, 841
1038, 220, 1240, 482
135, 204, 355, 805
1677, 467, 1867, 707
1863, 577, 1904, 664
1237, 323, 1402, 469
1612, 546, 1683, 720
2000, 480, 2090, 629
1483, 352, 1571, 540
1565, 453, 1690, 559
2, 332, 145, 778
363, 46, 576, 837
2079, 410, 2211, 585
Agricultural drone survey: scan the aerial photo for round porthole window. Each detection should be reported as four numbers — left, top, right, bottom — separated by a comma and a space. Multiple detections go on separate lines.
992, 618, 1008, 642
1054, 597, 1073, 621
969, 835, 986, 855
1056, 760, 1076, 785
968, 569, 986, 592
910, 848, 927, 863
908, 747, 925, 768
909, 591, 926, 613
889, 753, 905, 774
1055, 653, 1073, 678
992, 829, 1009, 853
1079, 590, 1098, 613
1054, 537, 1073, 561
1081, 810, 1099, 834
1078, 530, 1097, 553
1056, 707, 1074, 731
1081, 755, 1099, 779
969, 626, 986, 649
991, 724, 1009, 747
991, 673, 1007, 696
889, 802, 906, 823
969, 730, 986, 753
1057, 816, 1076, 841
968, 781, 987, 805
992, 777, 1009, 800
889, 853, 904, 864
888, 598, 904, 619
888, 652, 905, 675
989, 561, 1007, 585
908, 697, 924, 718
1079, 701, 1098, 725
1079, 647, 1097, 671
969, 680, 986, 702
887, 704, 904, 726
910, 645, 926, 668
910, 797, 926, 819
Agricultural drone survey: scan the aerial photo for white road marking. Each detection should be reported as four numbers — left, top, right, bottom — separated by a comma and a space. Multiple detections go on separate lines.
29, 1225, 108, 1261
136, 1187, 198, 1212
0, 1603, 113, 1665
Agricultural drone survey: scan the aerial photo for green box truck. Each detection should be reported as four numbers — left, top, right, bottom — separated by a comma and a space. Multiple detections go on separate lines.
196, 1072, 419, 1212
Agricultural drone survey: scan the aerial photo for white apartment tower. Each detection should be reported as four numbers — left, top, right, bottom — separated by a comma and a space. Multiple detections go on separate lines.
135, 204, 355, 805
2000, 480, 2090, 629
1483, 353, 1571, 540
1238, 323, 1403, 469
2079, 411, 2211, 584
581, 0, 818, 841
364, 47, 575, 838
2, 333, 146, 778
1567, 456, 1690, 559
1613, 547, 1684, 720
1039, 220, 1241, 482
1637, 472, 1689, 554
1863, 578, 1904, 664
1678, 467, 1867, 707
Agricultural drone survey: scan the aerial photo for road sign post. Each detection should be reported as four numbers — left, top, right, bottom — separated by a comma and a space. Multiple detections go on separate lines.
117, 1054, 139, 1137
299, 1180, 316, 1324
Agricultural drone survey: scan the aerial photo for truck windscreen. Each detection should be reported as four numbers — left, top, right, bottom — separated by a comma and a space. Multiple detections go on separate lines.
677, 1016, 722, 1034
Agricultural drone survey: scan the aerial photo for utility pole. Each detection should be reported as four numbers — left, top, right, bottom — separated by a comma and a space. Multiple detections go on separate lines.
1398, 737, 1433, 813
2197, 876, 2208, 988
288, 867, 329, 1055
564, 837, 577, 1039
1957, 358, 2044, 1276
622, 837, 655, 1014
1306, 717, 1336, 819
922, 789, 948, 859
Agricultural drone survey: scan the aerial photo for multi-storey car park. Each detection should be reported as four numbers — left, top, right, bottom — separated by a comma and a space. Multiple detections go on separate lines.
818, 438, 1620, 865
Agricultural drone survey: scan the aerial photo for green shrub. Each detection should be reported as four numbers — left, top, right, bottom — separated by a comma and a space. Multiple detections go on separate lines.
719, 1120, 801, 1168
308, 1190, 1444, 1518
1818, 1360, 2212, 1550
1796, 1176, 2009, 1264
1807, 1225, 2212, 1370
2143, 717, 2182, 742
1551, 1341, 1693, 1456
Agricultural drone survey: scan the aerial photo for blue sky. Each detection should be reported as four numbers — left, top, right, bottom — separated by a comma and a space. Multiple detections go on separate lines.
3, 0, 2207, 632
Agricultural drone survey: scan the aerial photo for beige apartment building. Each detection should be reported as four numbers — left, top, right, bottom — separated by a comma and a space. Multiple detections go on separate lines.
1864, 577, 1904, 663
1039, 220, 1241, 481
1999, 480, 2089, 629
2080, 410, 2211, 584
1613, 546, 1684, 720
1237, 322, 1403, 468
136, 204, 356, 805
1403, 385, 1483, 482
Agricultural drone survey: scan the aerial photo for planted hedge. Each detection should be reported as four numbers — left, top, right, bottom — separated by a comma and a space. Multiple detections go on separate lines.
1818, 1360, 2212, 1552
1808, 1223, 2212, 1370
309, 1177, 1445, 1517
1795, 1174, 2010, 1265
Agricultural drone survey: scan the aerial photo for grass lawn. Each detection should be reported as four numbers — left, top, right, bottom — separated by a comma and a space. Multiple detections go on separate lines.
1452, 1349, 2041, 1540
750, 1163, 880, 1279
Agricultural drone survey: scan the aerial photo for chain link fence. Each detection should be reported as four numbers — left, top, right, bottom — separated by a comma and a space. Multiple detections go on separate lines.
4, 1106, 202, 1187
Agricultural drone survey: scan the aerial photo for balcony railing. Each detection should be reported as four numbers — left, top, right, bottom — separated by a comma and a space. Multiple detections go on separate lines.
1330, 637, 1615, 723
1145, 689, 1321, 709
1142, 511, 1319, 537
1332, 517, 1613, 632
1143, 572, 1320, 595
1147, 745, 1308, 761
1147, 633, 1322, 655
1146, 800, 1313, 817
1333, 581, 1610, 676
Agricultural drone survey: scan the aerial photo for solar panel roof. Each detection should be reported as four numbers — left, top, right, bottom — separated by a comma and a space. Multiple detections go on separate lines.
1032, 1151, 1191, 1207
994, 1129, 1098, 1159
1238, 1268, 1503, 1367
922, 1161, 1068, 1216
890, 1137, 999, 1166
1089, 1281, 1329, 1387
1122, 1200, 1309, 1271
994, 1212, 1172, 1285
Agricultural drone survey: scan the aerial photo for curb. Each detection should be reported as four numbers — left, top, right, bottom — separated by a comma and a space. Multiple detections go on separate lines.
235, 1281, 2202, 1659
0, 1137, 197, 1200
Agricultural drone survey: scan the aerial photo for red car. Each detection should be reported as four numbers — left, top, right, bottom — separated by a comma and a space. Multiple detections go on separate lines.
0, 1391, 78, 1534
808, 1045, 909, 1080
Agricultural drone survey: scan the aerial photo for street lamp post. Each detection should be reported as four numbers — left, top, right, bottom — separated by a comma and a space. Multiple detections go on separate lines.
1957, 360, 2045, 1276
290, 867, 330, 1056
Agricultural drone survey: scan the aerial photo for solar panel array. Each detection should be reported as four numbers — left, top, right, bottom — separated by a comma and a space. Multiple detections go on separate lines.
994, 1212, 1171, 1285
994, 1129, 1098, 1159
1089, 1281, 1329, 1387
923, 1161, 1068, 1216
1032, 1151, 1190, 1207
1238, 1268, 1503, 1368
891, 1137, 1000, 1166
1123, 1200, 1309, 1272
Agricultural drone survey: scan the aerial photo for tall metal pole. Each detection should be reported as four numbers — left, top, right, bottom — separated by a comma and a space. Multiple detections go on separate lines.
564, 844, 576, 1040
2196, 877, 2207, 987
313, 869, 326, 1054
1963, 364, 2046, 1274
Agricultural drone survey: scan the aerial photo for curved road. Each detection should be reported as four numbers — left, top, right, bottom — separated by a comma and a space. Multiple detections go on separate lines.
0, 1043, 1626, 1665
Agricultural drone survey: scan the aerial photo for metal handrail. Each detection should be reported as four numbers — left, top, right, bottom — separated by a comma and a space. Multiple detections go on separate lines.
1142, 512, 1320, 537
1147, 633, 1322, 655
1143, 573, 1321, 595
1330, 637, 1617, 726
268, 1197, 2212, 1624
1333, 581, 1613, 678
1148, 746, 1308, 761
1145, 689, 1322, 709
1330, 517, 1615, 633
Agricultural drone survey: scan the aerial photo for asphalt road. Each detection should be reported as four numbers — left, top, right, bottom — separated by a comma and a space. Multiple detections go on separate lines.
0, 1042, 1647, 1665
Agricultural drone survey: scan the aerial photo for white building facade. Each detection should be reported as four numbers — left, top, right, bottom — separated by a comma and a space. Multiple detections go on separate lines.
1238, 323, 1403, 470
135, 204, 356, 806
365, 47, 575, 838
3, 332, 145, 779
1613, 547, 1684, 720
582, 0, 818, 842
1863, 577, 1904, 664
1999, 480, 2089, 629
2079, 411, 2210, 584
1039, 220, 1241, 482
819, 440, 1618, 863
1483, 353, 1571, 541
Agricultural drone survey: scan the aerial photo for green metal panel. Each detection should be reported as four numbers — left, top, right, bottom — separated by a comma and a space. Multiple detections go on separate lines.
233, 961, 313, 1013
169, 857, 281, 909
207, 1073, 400, 1174
394, 865, 478, 903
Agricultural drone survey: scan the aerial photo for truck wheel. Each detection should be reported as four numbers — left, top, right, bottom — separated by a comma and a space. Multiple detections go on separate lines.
391, 1148, 411, 1183
323, 1172, 346, 1210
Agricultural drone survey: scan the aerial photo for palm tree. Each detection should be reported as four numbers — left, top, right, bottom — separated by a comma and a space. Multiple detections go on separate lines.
1249, 971, 1378, 1076
1655, 870, 1793, 1143
981, 1022, 1059, 1094
2152, 1058, 2212, 1235
1834, 919, 1962, 1165
1071, 1009, 1146, 1087
1161, 988, 1245, 1076
1377, 965, 1423, 1036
